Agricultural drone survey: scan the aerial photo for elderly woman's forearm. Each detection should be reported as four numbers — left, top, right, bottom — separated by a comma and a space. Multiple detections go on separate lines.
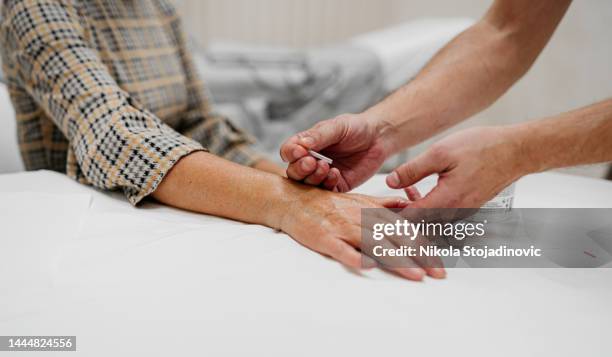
152, 151, 302, 229
253, 159, 287, 176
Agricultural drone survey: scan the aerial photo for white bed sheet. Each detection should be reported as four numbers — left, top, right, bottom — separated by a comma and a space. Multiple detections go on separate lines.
0, 170, 611, 356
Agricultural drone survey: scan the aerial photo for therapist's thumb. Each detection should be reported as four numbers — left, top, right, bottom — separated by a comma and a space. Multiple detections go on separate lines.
386, 150, 447, 189
298, 117, 348, 151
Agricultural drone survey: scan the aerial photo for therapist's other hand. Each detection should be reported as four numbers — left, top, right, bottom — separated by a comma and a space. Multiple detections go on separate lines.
386, 126, 525, 208
280, 114, 391, 192
280, 186, 446, 281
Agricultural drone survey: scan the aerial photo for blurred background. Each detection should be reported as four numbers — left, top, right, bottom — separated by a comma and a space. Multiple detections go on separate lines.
176, 0, 612, 178
1, 0, 610, 178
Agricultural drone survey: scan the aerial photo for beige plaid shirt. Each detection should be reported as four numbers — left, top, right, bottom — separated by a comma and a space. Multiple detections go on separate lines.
0, 0, 262, 204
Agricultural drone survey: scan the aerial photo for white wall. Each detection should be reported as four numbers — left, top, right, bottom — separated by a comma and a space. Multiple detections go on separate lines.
177, 0, 393, 47
179, 0, 612, 178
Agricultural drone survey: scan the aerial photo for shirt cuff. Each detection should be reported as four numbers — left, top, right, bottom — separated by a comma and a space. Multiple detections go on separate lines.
124, 139, 206, 206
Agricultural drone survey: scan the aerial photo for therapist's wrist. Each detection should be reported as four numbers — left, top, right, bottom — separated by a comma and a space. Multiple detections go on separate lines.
363, 98, 437, 157
504, 123, 542, 178
357, 109, 402, 159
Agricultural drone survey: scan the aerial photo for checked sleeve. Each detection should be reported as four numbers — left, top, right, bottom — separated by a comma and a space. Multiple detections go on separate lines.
0, 0, 205, 204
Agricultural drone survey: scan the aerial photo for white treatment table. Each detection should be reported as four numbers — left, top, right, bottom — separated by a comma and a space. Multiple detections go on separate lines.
0, 170, 611, 356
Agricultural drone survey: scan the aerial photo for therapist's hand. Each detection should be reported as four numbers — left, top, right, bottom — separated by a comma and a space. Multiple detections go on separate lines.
386, 126, 527, 208
280, 114, 392, 192
279, 186, 446, 281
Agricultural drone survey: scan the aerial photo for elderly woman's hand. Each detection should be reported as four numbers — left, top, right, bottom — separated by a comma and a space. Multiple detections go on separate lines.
278, 183, 446, 281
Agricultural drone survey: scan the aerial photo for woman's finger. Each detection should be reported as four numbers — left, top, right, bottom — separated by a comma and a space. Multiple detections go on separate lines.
322, 237, 369, 270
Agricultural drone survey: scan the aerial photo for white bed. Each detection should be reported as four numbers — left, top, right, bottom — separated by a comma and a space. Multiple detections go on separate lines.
0, 170, 611, 356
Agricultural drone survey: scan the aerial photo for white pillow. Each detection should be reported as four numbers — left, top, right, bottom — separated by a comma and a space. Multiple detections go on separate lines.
0, 83, 24, 173
351, 18, 473, 91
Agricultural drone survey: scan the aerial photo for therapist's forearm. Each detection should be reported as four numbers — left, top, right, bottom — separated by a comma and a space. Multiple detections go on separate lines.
513, 99, 612, 175
367, 0, 572, 154
151, 151, 297, 229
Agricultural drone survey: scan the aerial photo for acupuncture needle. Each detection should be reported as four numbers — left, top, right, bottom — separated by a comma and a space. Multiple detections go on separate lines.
308, 150, 333, 165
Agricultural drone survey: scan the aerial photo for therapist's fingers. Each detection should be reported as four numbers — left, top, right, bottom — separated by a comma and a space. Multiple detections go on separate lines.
334, 174, 352, 193
386, 150, 448, 189
407, 183, 459, 209
296, 118, 347, 152
322, 168, 341, 190
280, 136, 309, 163
280, 118, 345, 163
405, 186, 422, 201
286, 156, 318, 181
304, 160, 331, 186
